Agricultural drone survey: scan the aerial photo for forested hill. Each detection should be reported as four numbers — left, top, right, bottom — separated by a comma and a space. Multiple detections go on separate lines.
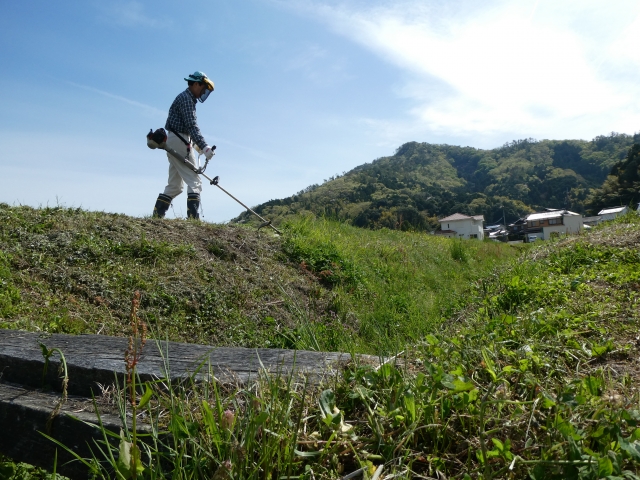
234, 132, 639, 231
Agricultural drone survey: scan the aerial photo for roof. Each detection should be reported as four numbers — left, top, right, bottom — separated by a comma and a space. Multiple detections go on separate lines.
526, 210, 579, 221
435, 229, 457, 235
598, 206, 627, 215
439, 213, 484, 222
582, 216, 601, 223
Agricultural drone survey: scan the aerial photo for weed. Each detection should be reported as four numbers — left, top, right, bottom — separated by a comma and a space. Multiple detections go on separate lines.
121, 291, 147, 479
450, 239, 468, 263
38, 342, 69, 434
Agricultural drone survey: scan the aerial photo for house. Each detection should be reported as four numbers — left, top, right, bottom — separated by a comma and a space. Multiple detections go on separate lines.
483, 224, 507, 241
525, 209, 583, 240
598, 206, 629, 221
507, 218, 528, 241
437, 213, 485, 240
582, 216, 602, 227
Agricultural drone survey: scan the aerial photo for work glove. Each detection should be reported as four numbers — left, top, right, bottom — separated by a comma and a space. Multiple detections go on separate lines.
204, 146, 215, 160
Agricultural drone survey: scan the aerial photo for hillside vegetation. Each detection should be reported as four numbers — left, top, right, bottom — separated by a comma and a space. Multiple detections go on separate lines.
0, 203, 518, 354
235, 133, 638, 231
589, 142, 640, 212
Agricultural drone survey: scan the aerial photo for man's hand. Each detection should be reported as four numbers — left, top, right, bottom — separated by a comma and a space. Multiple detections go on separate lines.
204, 146, 215, 160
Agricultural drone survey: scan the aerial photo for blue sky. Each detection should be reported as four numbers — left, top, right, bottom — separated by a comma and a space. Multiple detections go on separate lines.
2, 1, 640, 222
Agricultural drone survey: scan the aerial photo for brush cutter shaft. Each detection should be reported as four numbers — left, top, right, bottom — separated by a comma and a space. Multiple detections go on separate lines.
161, 144, 282, 235
212, 182, 282, 235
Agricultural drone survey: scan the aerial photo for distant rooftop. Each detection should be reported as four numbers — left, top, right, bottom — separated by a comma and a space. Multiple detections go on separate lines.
439, 213, 484, 222
526, 210, 580, 221
598, 206, 627, 215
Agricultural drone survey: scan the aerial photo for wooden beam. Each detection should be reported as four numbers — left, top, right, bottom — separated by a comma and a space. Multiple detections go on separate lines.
0, 329, 358, 397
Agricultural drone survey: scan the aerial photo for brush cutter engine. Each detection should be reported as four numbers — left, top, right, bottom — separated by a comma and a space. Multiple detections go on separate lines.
147, 128, 168, 149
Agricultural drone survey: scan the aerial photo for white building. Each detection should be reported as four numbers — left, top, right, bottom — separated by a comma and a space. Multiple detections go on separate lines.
526, 210, 583, 240
437, 213, 485, 240
598, 206, 629, 221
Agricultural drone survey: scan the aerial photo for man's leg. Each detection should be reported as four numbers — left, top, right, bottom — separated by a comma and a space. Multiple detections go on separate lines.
152, 193, 173, 218
164, 132, 203, 219
152, 151, 184, 218
163, 154, 185, 198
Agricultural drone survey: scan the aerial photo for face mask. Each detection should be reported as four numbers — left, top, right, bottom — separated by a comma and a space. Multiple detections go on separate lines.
198, 88, 211, 103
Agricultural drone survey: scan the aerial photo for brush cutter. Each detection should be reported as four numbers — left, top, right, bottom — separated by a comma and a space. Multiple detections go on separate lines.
147, 128, 282, 235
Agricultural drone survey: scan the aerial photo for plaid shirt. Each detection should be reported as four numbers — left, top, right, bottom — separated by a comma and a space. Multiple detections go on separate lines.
165, 89, 207, 150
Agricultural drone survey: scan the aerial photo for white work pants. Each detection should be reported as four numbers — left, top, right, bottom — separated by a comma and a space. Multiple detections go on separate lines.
163, 131, 202, 198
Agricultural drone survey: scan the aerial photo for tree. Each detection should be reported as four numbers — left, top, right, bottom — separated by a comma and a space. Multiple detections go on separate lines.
587, 143, 640, 213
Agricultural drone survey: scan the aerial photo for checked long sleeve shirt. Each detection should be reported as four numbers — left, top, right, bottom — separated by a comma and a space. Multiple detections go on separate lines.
165, 89, 207, 151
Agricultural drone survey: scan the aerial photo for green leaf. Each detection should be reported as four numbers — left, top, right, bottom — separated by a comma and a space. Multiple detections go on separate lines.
442, 377, 475, 392
619, 436, 640, 462
481, 348, 497, 382
294, 449, 321, 457
591, 340, 614, 357
137, 383, 153, 409
319, 389, 336, 419
254, 412, 269, 426
582, 375, 603, 396
201, 399, 217, 436
598, 456, 613, 477
403, 393, 416, 423
425, 334, 439, 345
117, 430, 132, 477
492, 438, 505, 451
464, 388, 479, 403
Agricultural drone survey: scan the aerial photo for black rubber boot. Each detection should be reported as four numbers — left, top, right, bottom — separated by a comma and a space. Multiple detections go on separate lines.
187, 193, 200, 220
153, 193, 172, 218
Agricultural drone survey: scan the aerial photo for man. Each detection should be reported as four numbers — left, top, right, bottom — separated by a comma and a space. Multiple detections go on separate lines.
152, 71, 215, 220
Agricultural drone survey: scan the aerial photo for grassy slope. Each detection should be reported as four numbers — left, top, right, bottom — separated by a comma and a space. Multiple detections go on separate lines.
0, 204, 518, 354
1, 207, 639, 478
190, 214, 639, 479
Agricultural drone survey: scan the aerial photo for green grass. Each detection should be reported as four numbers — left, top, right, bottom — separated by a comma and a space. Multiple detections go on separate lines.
0, 204, 519, 354
0, 455, 67, 479
3, 205, 640, 478
51, 212, 640, 479
281, 216, 521, 353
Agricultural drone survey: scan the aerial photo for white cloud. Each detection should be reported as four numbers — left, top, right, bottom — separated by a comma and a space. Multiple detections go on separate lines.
279, 0, 640, 142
